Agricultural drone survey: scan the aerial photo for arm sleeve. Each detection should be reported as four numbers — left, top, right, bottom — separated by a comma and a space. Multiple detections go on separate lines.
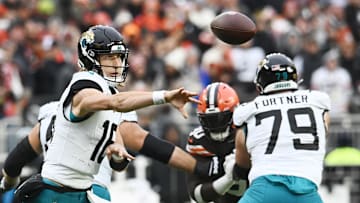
3, 137, 39, 177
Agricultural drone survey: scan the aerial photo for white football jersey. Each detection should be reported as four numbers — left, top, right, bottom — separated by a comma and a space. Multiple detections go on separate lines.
233, 90, 331, 187
41, 71, 136, 189
93, 110, 138, 188
37, 101, 58, 154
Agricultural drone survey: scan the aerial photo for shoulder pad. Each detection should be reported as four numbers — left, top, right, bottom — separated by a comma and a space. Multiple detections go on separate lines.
186, 127, 214, 157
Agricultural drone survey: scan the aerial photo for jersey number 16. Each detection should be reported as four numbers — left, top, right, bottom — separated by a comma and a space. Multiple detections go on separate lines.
91, 120, 117, 163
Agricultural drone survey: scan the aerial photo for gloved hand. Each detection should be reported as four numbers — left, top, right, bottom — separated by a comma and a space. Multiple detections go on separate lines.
223, 153, 236, 180
194, 156, 225, 178
0, 171, 20, 193
222, 153, 248, 196
211, 153, 237, 195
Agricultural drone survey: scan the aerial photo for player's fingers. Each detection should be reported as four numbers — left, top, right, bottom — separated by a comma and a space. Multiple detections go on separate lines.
188, 97, 200, 104
105, 145, 114, 155
180, 89, 197, 97
179, 107, 188, 119
123, 152, 135, 160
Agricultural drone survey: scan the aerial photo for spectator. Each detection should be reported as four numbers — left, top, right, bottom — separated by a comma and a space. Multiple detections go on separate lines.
311, 49, 352, 115
230, 39, 265, 102
294, 34, 323, 89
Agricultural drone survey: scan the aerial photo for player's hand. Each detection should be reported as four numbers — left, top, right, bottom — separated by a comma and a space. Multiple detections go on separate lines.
223, 153, 236, 180
105, 143, 135, 162
194, 156, 225, 178
165, 87, 200, 119
0, 172, 19, 193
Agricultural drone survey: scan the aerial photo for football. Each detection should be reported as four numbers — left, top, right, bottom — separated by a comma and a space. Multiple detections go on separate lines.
210, 11, 256, 45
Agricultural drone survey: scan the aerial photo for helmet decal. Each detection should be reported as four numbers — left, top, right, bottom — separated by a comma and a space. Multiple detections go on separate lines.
255, 53, 298, 94
81, 30, 95, 44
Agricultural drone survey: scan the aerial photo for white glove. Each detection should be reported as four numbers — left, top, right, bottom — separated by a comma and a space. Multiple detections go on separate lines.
223, 153, 236, 180
212, 153, 236, 195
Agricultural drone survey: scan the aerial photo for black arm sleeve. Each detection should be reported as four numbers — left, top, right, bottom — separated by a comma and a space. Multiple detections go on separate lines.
139, 134, 175, 164
3, 137, 39, 177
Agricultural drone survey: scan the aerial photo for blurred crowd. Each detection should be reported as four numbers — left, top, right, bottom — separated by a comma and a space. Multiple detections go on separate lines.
1, 0, 360, 124
1, 0, 360, 202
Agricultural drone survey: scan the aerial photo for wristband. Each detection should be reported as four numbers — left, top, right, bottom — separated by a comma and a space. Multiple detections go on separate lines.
152, 90, 166, 105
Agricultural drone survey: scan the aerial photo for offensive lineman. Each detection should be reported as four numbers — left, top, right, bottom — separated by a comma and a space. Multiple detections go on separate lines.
186, 82, 247, 203
233, 53, 331, 203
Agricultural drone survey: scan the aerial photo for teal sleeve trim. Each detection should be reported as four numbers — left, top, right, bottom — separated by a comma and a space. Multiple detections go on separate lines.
70, 110, 82, 122
69, 110, 92, 122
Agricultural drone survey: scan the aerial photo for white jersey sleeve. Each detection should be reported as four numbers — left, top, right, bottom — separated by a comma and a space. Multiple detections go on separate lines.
309, 90, 331, 111
233, 102, 257, 127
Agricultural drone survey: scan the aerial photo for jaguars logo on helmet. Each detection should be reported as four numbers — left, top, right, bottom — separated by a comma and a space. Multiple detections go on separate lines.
77, 25, 130, 87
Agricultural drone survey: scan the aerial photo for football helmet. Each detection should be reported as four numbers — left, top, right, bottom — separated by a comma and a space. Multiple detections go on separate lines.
254, 53, 298, 94
197, 82, 239, 141
78, 25, 129, 87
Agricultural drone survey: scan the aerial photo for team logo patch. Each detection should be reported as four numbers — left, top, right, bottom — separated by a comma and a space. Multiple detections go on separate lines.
80, 30, 95, 47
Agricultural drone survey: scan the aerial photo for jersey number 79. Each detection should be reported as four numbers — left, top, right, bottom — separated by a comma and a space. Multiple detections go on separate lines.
255, 107, 318, 154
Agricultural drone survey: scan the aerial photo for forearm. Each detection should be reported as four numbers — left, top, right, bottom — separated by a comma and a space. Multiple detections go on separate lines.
235, 129, 251, 168
78, 90, 165, 114
109, 91, 155, 112
168, 147, 197, 173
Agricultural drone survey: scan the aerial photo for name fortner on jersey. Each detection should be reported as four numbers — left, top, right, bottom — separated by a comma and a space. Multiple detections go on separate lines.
233, 90, 331, 187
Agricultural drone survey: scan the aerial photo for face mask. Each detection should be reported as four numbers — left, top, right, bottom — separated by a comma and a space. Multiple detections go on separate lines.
209, 127, 230, 141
